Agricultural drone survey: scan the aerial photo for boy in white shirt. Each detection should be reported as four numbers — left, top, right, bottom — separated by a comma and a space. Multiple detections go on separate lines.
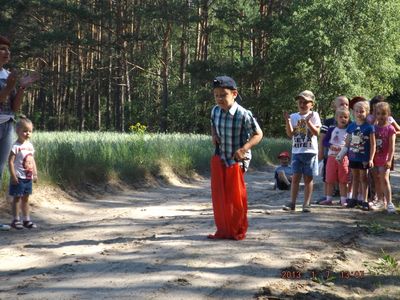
283, 90, 322, 212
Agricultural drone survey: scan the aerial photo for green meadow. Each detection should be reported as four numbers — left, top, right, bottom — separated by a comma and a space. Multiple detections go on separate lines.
1, 132, 290, 190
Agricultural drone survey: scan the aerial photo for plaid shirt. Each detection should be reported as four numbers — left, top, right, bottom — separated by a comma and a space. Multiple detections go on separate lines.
211, 102, 261, 166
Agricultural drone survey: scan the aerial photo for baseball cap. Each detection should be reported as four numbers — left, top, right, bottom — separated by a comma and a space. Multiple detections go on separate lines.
213, 76, 238, 90
278, 151, 290, 159
295, 90, 315, 102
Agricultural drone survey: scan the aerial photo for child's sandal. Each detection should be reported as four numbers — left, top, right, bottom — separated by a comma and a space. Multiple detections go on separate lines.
23, 221, 37, 229
11, 220, 24, 230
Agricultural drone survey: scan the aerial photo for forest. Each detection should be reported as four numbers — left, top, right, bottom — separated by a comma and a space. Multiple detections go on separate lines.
1, 0, 399, 135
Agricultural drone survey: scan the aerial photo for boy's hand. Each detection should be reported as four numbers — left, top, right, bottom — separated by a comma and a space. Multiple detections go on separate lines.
283, 111, 290, 120
212, 135, 220, 145
234, 148, 247, 161
384, 160, 391, 169
305, 111, 314, 122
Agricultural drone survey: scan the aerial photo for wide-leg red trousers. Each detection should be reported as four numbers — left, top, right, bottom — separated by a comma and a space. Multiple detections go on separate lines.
209, 155, 248, 240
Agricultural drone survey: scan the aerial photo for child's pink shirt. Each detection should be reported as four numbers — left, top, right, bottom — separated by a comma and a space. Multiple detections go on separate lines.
374, 124, 396, 166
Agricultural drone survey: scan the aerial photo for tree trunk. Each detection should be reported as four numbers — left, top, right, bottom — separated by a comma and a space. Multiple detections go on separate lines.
160, 20, 172, 132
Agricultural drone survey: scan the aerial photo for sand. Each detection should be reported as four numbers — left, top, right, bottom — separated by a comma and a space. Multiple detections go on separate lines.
0, 162, 399, 299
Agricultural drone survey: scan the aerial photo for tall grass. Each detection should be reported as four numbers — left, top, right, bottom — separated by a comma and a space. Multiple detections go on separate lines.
1, 132, 291, 189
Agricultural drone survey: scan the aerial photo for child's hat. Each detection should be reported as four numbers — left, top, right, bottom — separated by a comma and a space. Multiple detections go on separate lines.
278, 151, 290, 159
213, 76, 238, 90
295, 90, 315, 102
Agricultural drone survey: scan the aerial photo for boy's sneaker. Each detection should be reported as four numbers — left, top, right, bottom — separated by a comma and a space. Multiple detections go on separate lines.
340, 198, 348, 207
283, 202, 295, 211
0, 224, 11, 231
345, 198, 357, 208
302, 205, 312, 213
319, 199, 333, 205
387, 202, 397, 214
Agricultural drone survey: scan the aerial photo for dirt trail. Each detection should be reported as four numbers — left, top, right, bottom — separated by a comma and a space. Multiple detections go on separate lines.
0, 159, 400, 299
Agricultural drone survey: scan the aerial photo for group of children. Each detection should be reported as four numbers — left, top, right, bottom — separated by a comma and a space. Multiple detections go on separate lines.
278, 92, 398, 213
1, 74, 397, 240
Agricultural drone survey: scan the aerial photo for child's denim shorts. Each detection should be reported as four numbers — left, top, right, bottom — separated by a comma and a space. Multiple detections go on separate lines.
9, 178, 32, 197
291, 153, 318, 177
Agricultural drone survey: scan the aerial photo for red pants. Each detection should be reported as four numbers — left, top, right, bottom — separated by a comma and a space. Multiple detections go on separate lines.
209, 155, 248, 240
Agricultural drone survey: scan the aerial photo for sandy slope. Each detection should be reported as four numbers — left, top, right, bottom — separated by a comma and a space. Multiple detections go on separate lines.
0, 162, 399, 299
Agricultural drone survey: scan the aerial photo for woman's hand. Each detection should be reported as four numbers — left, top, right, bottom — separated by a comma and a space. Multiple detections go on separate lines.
19, 72, 40, 89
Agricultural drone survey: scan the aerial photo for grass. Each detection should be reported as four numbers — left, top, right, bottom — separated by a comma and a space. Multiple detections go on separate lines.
1, 132, 291, 190
356, 221, 387, 235
363, 250, 400, 276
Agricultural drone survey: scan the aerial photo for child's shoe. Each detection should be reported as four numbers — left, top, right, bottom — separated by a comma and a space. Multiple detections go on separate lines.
387, 202, 397, 214
340, 198, 347, 207
283, 202, 295, 211
0, 224, 11, 231
319, 199, 333, 205
23, 221, 37, 229
314, 197, 326, 204
302, 205, 312, 213
11, 220, 23, 230
369, 201, 385, 211
345, 198, 357, 208
360, 201, 370, 211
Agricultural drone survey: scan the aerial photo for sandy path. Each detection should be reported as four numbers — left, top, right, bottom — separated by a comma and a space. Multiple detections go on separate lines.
0, 162, 400, 299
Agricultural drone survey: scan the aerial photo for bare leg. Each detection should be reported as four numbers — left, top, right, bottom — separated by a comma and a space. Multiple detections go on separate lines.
326, 182, 334, 199
21, 195, 30, 220
371, 168, 382, 202
290, 173, 302, 207
339, 183, 347, 198
359, 170, 368, 202
12, 197, 21, 220
303, 175, 313, 207
380, 169, 391, 207
351, 169, 360, 200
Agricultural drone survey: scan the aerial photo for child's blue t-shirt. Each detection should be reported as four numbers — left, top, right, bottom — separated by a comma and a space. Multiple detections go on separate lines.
346, 121, 375, 162
274, 165, 293, 179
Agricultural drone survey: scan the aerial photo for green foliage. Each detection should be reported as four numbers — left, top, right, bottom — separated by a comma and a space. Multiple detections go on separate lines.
312, 274, 336, 285
1, 1, 400, 135
363, 249, 400, 276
